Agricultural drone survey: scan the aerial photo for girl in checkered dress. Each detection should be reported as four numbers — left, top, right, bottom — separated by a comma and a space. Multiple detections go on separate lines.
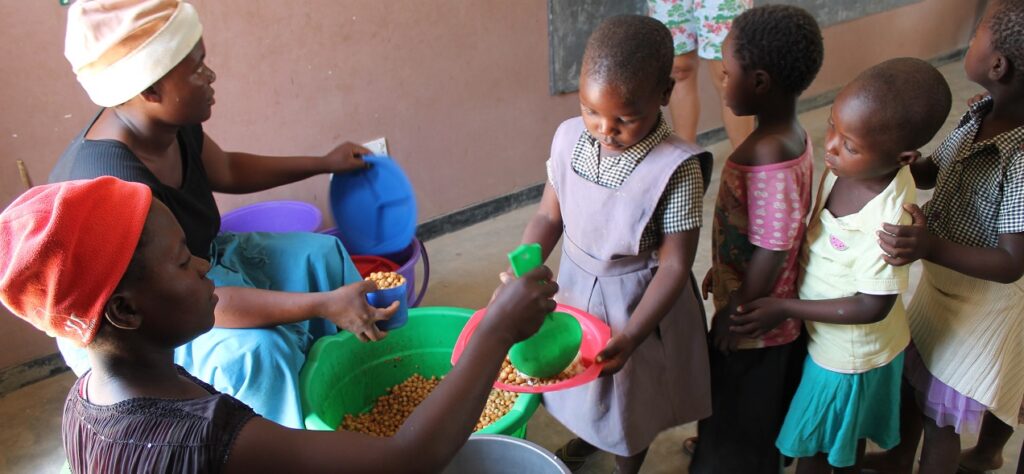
515, 15, 713, 474
869, 1, 1024, 472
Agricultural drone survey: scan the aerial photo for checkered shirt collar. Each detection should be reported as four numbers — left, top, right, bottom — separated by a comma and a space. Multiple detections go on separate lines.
572, 115, 673, 168
964, 96, 1024, 158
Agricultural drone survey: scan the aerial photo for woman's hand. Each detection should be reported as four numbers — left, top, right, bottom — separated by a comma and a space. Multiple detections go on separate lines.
878, 203, 932, 266
318, 280, 398, 342
596, 334, 637, 376
730, 297, 787, 339
323, 141, 372, 174
478, 266, 559, 345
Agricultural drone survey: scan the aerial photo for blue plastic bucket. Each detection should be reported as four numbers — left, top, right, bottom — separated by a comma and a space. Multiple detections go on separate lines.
220, 200, 322, 233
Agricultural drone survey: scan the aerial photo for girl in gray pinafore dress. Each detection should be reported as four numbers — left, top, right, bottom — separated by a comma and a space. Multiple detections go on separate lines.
540, 116, 713, 458
520, 16, 712, 471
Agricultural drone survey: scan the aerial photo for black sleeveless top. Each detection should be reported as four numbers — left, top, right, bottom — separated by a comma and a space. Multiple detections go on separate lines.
63, 367, 257, 474
49, 112, 221, 258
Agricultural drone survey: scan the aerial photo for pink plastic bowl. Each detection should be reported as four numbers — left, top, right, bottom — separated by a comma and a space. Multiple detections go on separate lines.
450, 303, 611, 393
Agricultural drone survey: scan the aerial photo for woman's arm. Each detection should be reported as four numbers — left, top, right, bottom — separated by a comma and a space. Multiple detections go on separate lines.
597, 229, 699, 375
213, 281, 397, 342
224, 267, 558, 474
201, 134, 370, 194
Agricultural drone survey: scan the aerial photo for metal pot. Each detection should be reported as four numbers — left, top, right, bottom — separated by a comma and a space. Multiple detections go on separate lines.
442, 435, 570, 474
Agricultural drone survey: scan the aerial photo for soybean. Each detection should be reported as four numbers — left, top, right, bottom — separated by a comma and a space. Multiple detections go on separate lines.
340, 373, 519, 437
365, 271, 406, 290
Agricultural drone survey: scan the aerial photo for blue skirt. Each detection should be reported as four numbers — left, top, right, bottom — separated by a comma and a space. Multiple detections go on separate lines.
776, 352, 903, 468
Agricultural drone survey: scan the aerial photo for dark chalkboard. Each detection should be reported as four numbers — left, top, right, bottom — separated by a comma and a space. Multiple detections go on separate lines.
548, 0, 923, 95
767, 0, 922, 27
547, 0, 646, 95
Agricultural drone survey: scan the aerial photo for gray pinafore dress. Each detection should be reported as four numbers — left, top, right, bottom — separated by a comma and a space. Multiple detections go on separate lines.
543, 117, 712, 456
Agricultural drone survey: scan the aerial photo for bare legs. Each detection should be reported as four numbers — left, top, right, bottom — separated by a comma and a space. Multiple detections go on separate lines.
960, 412, 1014, 472
919, 418, 961, 474
863, 381, 921, 473
558, 437, 648, 474
667, 51, 755, 147
864, 381, 1015, 473
614, 449, 648, 474
669, 51, 702, 143
795, 440, 866, 474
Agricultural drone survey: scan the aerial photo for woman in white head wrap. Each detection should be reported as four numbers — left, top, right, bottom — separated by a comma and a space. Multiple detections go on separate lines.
51, 0, 393, 429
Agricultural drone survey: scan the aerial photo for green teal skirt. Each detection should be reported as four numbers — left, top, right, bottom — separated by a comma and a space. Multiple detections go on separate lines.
776, 352, 903, 468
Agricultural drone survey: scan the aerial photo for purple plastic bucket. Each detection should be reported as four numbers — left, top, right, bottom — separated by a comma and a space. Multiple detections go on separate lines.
220, 201, 322, 233
320, 228, 429, 307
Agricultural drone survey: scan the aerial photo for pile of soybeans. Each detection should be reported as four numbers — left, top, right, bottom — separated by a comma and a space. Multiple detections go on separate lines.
340, 374, 519, 436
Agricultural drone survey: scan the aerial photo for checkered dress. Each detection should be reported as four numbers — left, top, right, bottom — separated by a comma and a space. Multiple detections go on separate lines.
547, 117, 705, 252
923, 97, 1024, 248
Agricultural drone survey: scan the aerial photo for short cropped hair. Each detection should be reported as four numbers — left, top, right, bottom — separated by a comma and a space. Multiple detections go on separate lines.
850, 58, 952, 150
990, 0, 1024, 77
730, 5, 824, 95
581, 15, 674, 101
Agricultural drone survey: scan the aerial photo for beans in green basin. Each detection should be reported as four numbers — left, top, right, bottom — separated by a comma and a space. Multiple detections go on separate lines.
340, 374, 519, 436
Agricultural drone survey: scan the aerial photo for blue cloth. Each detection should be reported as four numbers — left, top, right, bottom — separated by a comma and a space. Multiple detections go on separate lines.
58, 231, 360, 429
776, 353, 904, 468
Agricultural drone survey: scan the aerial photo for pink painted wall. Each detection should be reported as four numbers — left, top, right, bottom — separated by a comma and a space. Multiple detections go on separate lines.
0, 0, 981, 369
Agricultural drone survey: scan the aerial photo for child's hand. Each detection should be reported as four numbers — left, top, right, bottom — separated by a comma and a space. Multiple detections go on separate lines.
323, 141, 372, 174
878, 204, 932, 266
322, 280, 399, 342
730, 297, 786, 339
487, 271, 516, 305
701, 269, 713, 300
710, 309, 740, 355
479, 266, 558, 345
596, 334, 636, 376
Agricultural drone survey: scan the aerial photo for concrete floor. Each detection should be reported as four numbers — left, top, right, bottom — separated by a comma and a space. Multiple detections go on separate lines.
1, 59, 1020, 473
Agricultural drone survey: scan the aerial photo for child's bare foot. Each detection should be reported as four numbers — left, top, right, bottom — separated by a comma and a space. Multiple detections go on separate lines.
861, 451, 914, 474
958, 447, 1003, 473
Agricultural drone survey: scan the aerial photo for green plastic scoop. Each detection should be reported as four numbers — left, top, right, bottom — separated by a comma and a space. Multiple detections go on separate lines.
506, 244, 583, 378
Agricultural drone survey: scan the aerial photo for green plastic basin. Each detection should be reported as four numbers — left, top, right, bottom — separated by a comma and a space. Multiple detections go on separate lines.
299, 306, 539, 437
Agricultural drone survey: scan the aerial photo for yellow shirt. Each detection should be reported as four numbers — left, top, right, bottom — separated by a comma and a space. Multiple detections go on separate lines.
799, 167, 914, 373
